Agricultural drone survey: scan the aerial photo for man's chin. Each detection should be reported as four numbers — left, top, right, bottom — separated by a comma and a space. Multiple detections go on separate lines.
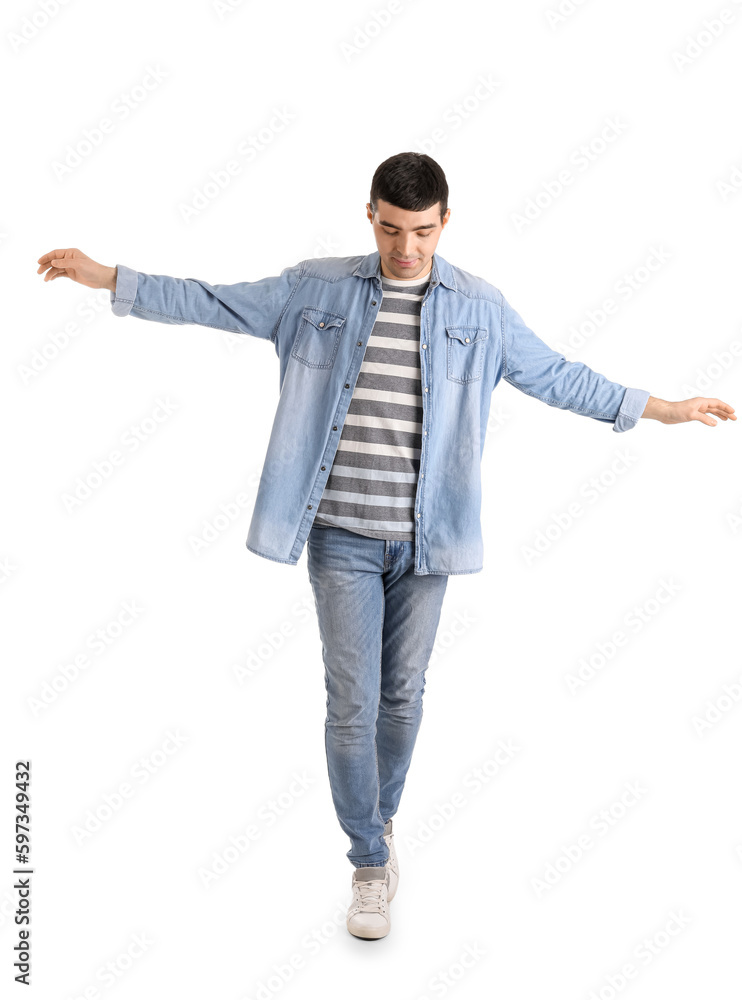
390, 258, 423, 274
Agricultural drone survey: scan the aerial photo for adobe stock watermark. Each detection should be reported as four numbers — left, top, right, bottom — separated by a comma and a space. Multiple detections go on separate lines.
0, 557, 18, 587
413, 942, 488, 1000
211, 0, 248, 19
484, 403, 512, 442
231, 594, 316, 683
726, 496, 742, 534
510, 116, 628, 233
428, 609, 477, 666
8, 0, 72, 52
70, 730, 189, 846
671, 1, 742, 73
678, 338, 742, 397
60, 397, 178, 512
52, 66, 169, 180
17, 289, 110, 385
530, 780, 647, 897
67, 931, 153, 1000
544, 0, 593, 30
690, 669, 742, 737
307, 234, 341, 259
553, 246, 672, 358
564, 577, 682, 693
178, 107, 295, 222
716, 155, 742, 201
341, 0, 404, 61
197, 770, 316, 888
188, 476, 260, 555
237, 896, 354, 1000
584, 909, 691, 1000
405, 739, 521, 856
413, 74, 501, 156
521, 449, 639, 565
26, 600, 144, 717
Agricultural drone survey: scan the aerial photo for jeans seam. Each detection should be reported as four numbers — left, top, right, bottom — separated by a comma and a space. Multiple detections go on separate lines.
373, 575, 386, 863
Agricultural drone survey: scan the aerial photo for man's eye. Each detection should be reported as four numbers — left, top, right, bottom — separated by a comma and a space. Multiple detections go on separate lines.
383, 230, 432, 237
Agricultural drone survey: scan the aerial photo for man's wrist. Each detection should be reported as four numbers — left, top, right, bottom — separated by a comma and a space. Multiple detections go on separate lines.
641, 395, 671, 421
104, 265, 118, 293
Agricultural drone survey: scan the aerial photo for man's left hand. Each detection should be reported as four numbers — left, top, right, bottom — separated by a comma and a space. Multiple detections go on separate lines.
642, 395, 736, 426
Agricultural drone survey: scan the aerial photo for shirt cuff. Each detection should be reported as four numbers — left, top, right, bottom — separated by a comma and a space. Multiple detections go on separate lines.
613, 387, 650, 432
109, 264, 139, 317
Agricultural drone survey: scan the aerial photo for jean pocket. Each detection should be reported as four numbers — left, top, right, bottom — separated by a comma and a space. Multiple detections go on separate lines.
291, 307, 346, 369
446, 326, 488, 383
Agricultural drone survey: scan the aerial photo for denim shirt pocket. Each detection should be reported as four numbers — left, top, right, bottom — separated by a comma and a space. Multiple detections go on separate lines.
446, 326, 488, 383
291, 307, 346, 369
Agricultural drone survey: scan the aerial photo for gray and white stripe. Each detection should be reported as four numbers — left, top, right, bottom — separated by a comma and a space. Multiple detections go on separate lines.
314, 271, 430, 540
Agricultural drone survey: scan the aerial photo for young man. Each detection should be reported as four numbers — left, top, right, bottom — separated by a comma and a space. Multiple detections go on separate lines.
37, 152, 735, 940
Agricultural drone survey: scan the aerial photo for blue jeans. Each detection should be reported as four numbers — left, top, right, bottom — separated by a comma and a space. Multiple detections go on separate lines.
306, 523, 449, 868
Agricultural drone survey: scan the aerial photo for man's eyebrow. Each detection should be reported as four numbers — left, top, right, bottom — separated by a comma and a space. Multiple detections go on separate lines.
378, 219, 438, 231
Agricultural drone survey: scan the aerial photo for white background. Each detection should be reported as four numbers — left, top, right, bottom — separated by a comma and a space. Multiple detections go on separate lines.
3, 0, 741, 996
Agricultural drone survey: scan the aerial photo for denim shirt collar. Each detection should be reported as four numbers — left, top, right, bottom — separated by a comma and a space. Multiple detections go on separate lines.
352, 251, 457, 291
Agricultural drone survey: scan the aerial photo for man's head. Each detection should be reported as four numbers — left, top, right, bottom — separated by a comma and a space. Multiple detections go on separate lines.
367, 152, 450, 280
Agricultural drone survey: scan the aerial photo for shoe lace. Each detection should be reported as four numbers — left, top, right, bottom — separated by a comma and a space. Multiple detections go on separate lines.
353, 876, 387, 913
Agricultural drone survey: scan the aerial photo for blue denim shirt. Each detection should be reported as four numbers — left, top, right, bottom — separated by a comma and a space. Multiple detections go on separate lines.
110, 251, 649, 575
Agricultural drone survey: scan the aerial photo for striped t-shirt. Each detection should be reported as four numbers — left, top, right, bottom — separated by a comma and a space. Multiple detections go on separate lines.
313, 269, 431, 540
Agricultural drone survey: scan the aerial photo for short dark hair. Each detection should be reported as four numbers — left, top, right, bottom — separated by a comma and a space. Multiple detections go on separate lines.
369, 152, 448, 223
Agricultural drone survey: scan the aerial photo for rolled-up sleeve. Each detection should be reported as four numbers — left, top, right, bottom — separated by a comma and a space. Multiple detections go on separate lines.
612, 386, 650, 432
110, 264, 139, 317
500, 291, 648, 432
108, 259, 305, 342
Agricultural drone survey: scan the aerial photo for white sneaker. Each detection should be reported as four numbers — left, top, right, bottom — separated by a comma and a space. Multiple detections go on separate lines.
346, 867, 391, 939
383, 819, 399, 901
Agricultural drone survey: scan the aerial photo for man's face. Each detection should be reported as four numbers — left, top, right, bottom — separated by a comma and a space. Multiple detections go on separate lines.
366, 197, 451, 280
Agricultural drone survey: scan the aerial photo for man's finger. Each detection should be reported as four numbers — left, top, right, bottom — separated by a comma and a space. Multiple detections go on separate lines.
703, 398, 735, 413
709, 408, 736, 419
37, 250, 68, 264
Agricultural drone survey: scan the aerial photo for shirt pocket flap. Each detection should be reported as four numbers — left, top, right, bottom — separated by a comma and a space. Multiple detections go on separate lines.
446, 325, 488, 345
302, 307, 346, 331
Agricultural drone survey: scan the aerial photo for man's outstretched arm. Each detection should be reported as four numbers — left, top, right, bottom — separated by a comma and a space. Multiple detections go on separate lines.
500, 292, 735, 430
37, 247, 304, 342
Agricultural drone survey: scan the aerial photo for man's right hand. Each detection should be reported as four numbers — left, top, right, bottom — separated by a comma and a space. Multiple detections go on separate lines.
37, 249, 117, 292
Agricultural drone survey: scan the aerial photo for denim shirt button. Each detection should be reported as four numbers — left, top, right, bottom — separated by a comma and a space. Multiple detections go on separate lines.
321, 466, 326, 471
332, 425, 337, 431
345, 383, 350, 388
371, 300, 377, 305
307, 504, 312, 509
357, 341, 362, 346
